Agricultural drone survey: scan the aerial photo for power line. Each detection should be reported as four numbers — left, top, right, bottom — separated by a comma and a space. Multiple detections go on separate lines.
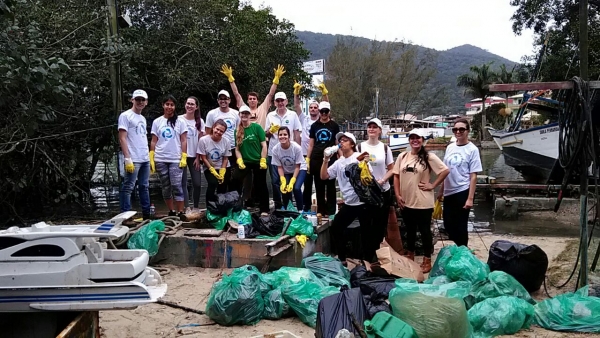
0, 124, 116, 146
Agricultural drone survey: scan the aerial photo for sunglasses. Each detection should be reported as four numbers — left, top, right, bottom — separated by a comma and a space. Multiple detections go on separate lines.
319, 109, 330, 114
339, 137, 350, 143
275, 99, 285, 103
218, 97, 229, 101
452, 127, 468, 133
134, 97, 146, 102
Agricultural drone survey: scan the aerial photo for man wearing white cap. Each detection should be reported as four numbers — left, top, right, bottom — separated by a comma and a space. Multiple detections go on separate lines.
293, 81, 330, 212
205, 89, 240, 191
118, 89, 152, 219
264, 91, 302, 209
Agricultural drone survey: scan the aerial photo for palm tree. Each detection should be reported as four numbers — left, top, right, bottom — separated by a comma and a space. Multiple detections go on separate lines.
457, 62, 497, 141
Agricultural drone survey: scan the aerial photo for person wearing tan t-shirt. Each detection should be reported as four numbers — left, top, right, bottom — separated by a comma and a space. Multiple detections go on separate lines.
220, 64, 286, 127
393, 129, 449, 273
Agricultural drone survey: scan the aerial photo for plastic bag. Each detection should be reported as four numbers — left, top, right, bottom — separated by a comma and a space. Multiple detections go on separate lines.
315, 285, 369, 338
468, 296, 534, 337
127, 220, 165, 256
229, 265, 270, 297
207, 191, 242, 216
345, 162, 384, 207
487, 240, 549, 292
364, 293, 392, 318
424, 275, 453, 285
262, 288, 290, 320
301, 253, 350, 288
470, 271, 535, 306
250, 209, 300, 237
263, 267, 324, 289
394, 279, 473, 303
205, 267, 265, 326
281, 279, 339, 328
350, 266, 369, 287
285, 200, 298, 212
285, 215, 315, 238
432, 199, 443, 220
533, 286, 600, 333
436, 245, 490, 284
389, 285, 472, 338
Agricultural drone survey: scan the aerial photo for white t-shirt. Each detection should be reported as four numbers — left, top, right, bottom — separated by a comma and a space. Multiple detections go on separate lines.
327, 152, 363, 206
151, 116, 187, 163
197, 135, 231, 169
359, 141, 394, 191
300, 114, 318, 156
443, 142, 483, 196
264, 109, 302, 156
179, 115, 204, 157
117, 109, 149, 162
271, 142, 307, 174
205, 108, 240, 149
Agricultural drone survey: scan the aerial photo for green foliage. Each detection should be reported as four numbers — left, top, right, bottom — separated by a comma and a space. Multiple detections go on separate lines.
471, 103, 508, 139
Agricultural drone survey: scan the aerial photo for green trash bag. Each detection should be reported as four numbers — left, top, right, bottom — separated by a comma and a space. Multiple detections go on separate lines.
263, 267, 324, 289
470, 271, 535, 306
285, 200, 298, 212
285, 215, 315, 238
445, 246, 490, 284
207, 209, 233, 230
263, 288, 291, 320
281, 279, 339, 328
468, 296, 534, 337
127, 220, 165, 256
430, 245, 455, 277
205, 268, 265, 326
233, 209, 252, 225
229, 265, 270, 297
533, 286, 600, 333
394, 280, 473, 302
424, 275, 453, 285
301, 253, 350, 288
389, 285, 472, 338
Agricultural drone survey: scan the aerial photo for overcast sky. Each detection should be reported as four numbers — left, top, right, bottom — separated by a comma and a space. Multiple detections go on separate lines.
249, 0, 536, 62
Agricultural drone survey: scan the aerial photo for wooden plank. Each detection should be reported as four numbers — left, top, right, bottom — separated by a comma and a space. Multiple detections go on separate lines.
489, 81, 600, 91
183, 229, 223, 237
56, 312, 99, 338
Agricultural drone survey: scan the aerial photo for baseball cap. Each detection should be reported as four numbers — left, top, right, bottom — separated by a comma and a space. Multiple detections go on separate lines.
218, 90, 230, 98
239, 105, 251, 113
274, 92, 287, 100
368, 118, 382, 128
408, 129, 426, 138
336, 132, 356, 144
132, 89, 148, 99
319, 101, 331, 111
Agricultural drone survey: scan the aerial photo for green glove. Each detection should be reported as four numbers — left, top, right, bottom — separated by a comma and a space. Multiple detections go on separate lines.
280, 176, 287, 194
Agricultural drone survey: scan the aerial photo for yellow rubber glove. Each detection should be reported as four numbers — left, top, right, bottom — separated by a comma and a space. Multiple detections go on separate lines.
259, 158, 267, 169
272, 64, 286, 85
236, 158, 246, 170
286, 177, 296, 193
317, 83, 328, 96
305, 157, 310, 173
358, 161, 372, 186
219, 168, 226, 179
149, 151, 156, 174
293, 80, 303, 95
269, 122, 280, 135
433, 200, 443, 220
179, 153, 187, 168
220, 64, 235, 83
295, 234, 308, 248
209, 167, 220, 180
124, 158, 134, 173
280, 176, 287, 194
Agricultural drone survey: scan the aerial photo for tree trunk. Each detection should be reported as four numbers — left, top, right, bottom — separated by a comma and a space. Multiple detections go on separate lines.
480, 98, 487, 141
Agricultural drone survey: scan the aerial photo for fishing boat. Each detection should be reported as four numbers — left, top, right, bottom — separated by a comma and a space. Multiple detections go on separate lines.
387, 131, 433, 153
0, 211, 167, 312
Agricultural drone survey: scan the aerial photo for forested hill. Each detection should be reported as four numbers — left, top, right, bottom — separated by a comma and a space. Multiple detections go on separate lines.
296, 31, 518, 113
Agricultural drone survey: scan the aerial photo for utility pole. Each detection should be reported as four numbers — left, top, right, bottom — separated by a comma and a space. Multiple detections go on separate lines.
578, 0, 589, 289
106, 0, 124, 181
375, 87, 379, 118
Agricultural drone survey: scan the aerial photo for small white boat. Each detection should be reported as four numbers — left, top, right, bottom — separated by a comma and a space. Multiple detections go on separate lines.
387, 131, 433, 152
0, 211, 167, 312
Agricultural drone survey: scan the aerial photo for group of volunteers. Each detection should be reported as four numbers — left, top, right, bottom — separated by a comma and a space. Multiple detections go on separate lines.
118, 64, 482, 273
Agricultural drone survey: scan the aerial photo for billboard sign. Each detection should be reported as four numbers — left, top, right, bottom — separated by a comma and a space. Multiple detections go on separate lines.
303, 59, 324, 74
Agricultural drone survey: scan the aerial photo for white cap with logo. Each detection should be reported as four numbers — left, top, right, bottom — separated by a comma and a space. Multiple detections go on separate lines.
132, 89, 148, 99
218, 90, 230, 98
319, 101, 331, 111
335, 132, 356, 144
239, 105, 251, 113
274, 92, 287, 100
368, 118, 382, 128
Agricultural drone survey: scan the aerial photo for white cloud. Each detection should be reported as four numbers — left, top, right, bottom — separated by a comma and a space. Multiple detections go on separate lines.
249, 0, 536, 62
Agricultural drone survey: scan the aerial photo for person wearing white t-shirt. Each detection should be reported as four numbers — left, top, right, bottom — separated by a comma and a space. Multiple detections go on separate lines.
118, 89, 151, 218
293, 81, 329, 211
358, 118, 395, 254
320, 132, 373, 263
264, 92, 302, 209
179, 96, 205, 209
150, 95, 188, 217
271, 127, 307, 211
205, 89, 240, 192
197, 120, 231, 202
437, 118, 482, 248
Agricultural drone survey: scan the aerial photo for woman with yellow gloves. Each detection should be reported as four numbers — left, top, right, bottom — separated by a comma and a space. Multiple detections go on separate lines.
271, 126, 307, 211
233, 106, 269, 213
197, 119, 231, 203
150, 95, 188, 217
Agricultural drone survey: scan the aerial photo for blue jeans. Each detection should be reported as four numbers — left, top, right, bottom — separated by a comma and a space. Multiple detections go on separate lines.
267, 156, 282, 208
120, 161, 151, 214
282, 170, 306, 211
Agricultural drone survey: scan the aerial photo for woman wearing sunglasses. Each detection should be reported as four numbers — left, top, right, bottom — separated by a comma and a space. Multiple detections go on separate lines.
437, 118, 482, 248
393, 129, 448, 273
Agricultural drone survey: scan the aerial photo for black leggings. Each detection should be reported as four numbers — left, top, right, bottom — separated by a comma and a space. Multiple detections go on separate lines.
330, 204, 378, 262
233, 162, 269, 213
368, 189, 391, 251
443, 189, 470, 247
402, 207, 434, 257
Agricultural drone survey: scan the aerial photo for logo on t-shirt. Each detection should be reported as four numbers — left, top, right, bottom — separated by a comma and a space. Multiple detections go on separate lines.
447, 152, 465, 169
160, 126, 173, 139
316, 128, 333, 142
281, 155, 295, 167
285, 119, 289, 124
135, 121, 146, 135
369, 153, 377, 164
208, 148, 222, 162
186, 126, 196, 139
224, 118, 234, 130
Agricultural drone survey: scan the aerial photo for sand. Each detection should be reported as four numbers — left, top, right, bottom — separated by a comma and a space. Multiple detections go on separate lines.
100, 233, 600, 338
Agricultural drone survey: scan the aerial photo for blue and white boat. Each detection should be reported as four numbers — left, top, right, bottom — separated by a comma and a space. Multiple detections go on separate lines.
0, 211, 167, 312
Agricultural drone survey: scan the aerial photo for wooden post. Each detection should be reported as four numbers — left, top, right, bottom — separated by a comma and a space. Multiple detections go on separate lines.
578, 0, 589, 289
106, 0, 124, 181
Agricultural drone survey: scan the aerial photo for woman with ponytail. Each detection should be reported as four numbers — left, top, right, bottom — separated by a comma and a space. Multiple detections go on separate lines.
179, 96, 205, 209
392, 129, 448, 273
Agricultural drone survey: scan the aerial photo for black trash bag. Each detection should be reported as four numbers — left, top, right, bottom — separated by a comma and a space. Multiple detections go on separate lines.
359, 277, 397, 299
250, 209, 301, 237
364, 293, 392, 318
243, 223, 261, 239
315, 285, 370, 338
350, 266, 370, 287
487, 240, 549, 292
344, 162, 384, 208
207, 191, 242, 216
